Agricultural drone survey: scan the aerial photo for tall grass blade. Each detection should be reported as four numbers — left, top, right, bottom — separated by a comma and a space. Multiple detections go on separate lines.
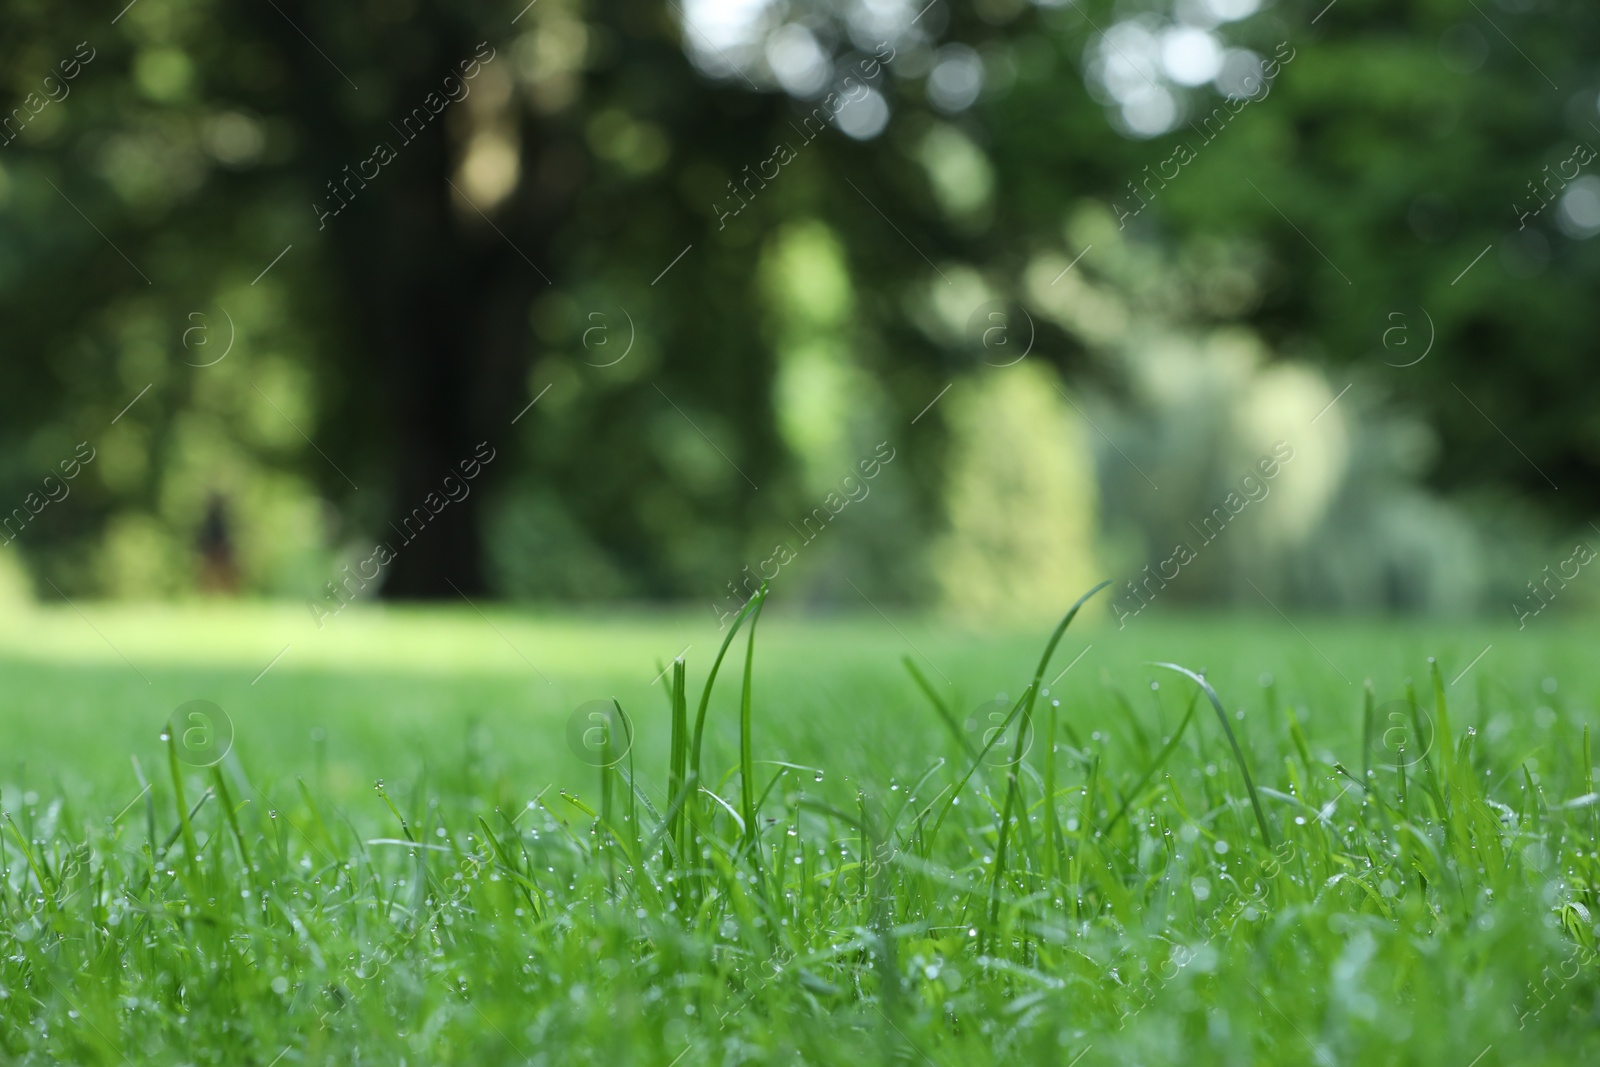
1150, 663, 1274, 849
1362, 680, 1375, 783
1044, 696, 1060, 882
210, 765, 251, 875
904, 655, 975, 758
622, 698, 640, 861
1104, 690, 1199, 833
928, 690, 1029, 841
988, 580, 1111, 934
668, 658, 688, 864
739, 590, 767, 855
164, 725, 202, 884
1587, 725, 1597, 846
690, 583, 769, 790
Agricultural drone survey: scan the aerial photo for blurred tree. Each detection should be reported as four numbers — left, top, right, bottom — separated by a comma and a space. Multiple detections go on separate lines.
1, 0, 1596, 607
1020, 0, 1600, 513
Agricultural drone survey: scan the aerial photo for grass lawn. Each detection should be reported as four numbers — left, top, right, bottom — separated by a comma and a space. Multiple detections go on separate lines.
0, 596, 1594, 1064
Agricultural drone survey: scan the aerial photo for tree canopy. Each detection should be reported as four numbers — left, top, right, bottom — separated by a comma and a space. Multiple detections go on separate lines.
2, 0, 1595, 612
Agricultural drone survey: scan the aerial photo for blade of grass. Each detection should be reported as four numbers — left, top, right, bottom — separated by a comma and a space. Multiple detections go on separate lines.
904, 655, 975, 759
1587, 725, 1597, 848
1104, 690, 1199, 833
1429, 657, 1458, 801
3, 813, 56, 904
164, 726, 202, 885
1044, 696, 1060, 884
210, 764, 251, 876
373, 781, 416, 843
988, 581, 1111, 936
129, 755, 157, 876
1150, 663, 1274, 849
927, 689, 1029, 842
690, 584, 769, 791
1362, 681, 1375, 784
620, 698, 639, 862
739, 590, 767, 855
668, 658, 688, 864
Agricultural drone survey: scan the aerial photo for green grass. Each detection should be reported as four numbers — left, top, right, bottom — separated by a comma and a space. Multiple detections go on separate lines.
0, 599, 1596, 1065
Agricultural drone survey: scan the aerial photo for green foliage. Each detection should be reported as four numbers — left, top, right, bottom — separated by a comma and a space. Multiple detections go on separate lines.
3, 1, 1599, 608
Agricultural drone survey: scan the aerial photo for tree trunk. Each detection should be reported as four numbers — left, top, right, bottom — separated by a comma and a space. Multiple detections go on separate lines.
256, 4, 558, 598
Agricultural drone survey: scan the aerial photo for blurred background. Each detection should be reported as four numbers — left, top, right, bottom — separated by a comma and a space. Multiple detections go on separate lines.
2, 0, 1596, 624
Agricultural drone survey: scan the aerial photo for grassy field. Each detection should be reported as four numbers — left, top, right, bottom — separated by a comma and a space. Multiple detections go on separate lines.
0, 595, 1595, 1064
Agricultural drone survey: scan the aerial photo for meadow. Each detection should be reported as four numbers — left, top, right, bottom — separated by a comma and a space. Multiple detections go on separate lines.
0, 594, 1594, 1065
